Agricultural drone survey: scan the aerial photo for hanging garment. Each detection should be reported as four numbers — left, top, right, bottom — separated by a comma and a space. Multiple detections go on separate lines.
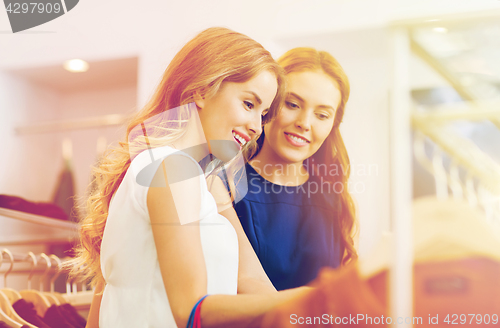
58, 304, 85, 328
52, 160, 78, 223
12, 300, 51, 328
0, 291, 34, 328
0, 323, 30, 328
42, 305, 76, 328
0, 195, 67, 220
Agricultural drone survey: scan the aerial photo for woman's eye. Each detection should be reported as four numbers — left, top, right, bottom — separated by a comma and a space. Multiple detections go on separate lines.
286, 101, 299, 109
316, 113, 330, 120
244, 101, 254, 110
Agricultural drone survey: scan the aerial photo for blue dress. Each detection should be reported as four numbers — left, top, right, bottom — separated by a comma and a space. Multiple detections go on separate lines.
234, 163, 344, 290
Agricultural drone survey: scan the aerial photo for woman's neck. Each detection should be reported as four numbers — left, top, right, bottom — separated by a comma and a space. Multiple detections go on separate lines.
250, 140, 309, 186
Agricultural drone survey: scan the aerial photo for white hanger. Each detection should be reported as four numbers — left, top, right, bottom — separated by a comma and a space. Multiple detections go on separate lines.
448, 160, 464, 201
1, 249, 22, 303
432, 145, 449, 200
39, 253, 59, 306
0, 250, 31, 328
19, 252, 51, 317
413, 132, 433, 173
465, 173, 478, 208
48, 255, 67, 304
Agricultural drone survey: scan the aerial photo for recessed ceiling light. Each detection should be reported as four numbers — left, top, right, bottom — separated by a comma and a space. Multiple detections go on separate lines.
433, 27, 448, 33
63, 59, 89, 72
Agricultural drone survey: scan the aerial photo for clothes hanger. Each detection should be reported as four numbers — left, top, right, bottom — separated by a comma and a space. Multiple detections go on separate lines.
0, 249, 22, 304
0, 292, 23, 328
477, 184, 499, 224
0, 252, 25, 328
19, 252, 51, 318
38, 253, 59, 306
359, 196, 500, 279
48, 255, 67, 305
63, 265, 93, 307
448, 160, 464, 201
360, 139, 500, 278
413, 132, 434, 173
432, 145, 449, 200
465, 173, 478, 208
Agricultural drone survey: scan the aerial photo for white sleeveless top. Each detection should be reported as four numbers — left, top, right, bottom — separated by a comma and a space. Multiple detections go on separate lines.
99, 146, 239, 328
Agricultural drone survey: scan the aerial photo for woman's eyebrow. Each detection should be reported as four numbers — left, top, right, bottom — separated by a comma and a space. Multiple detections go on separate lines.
289, 92, 335, 111
288, 92, 304, 103
244, 91, 262, 105
318, 104, 336, 112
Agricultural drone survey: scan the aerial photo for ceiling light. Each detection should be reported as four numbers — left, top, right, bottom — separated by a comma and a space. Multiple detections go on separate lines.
63, 59, 89, 72
433, 27, 448, 33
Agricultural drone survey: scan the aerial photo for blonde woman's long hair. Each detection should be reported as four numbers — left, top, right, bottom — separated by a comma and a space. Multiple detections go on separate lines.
69, 27, 286, 288
244, 47, 358, 265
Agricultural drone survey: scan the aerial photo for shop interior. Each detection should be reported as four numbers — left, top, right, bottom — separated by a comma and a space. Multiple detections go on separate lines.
1, 1, 499, 327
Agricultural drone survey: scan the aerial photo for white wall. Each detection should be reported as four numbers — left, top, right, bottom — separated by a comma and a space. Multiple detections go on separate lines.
0, 72, 61, 201
57, 86, 136, 206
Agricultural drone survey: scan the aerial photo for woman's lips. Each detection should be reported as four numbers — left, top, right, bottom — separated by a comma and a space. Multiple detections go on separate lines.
284, 132, 309, 147
232, 130, 248, 149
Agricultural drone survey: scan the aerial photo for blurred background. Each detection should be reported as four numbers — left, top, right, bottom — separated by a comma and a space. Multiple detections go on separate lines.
0, 0, 499, 323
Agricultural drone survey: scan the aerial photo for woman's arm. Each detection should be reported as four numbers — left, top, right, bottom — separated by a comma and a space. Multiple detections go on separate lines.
148, 156, 308, 328
221, 204, 277, 294
199, 287, 311, 328
208, 175, 276, 294
85, 282, 104, 328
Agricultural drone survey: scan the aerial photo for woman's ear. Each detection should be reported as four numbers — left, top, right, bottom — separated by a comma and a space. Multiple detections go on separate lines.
193, 91, 205, 110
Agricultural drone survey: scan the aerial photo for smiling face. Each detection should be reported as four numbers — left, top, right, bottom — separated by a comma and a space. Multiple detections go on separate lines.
262, 70, 341, 165
196, 70, 278, 155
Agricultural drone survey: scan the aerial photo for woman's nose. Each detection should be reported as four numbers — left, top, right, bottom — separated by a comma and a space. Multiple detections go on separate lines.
295, 111, 311, 131
247, 113, 263, 137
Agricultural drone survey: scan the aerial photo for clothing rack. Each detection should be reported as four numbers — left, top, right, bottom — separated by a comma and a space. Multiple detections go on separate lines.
0, 249, 91, 328
15, 114, 129, 135
0, 208, 78, 246
0, 249, 92, 302
390, 9, 500, 328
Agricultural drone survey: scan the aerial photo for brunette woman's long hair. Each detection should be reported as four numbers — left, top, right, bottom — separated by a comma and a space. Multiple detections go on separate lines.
68, 27, 285, 288
245, 47, 358, 264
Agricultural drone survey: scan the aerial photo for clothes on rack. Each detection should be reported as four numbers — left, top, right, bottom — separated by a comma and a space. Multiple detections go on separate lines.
7, 297, 86, 328
0, 195, 67, 221
262, 258, 500, 328
262, 197, 500, 327
0, 250, 88, 328
58, 304, 86, 328
52, 161, 78, 223
0, 323, 30, 328
12, 300, 50, 328
43, 304, 84, 328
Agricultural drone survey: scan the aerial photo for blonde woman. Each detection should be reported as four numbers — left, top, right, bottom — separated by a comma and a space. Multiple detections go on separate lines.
70, 28, 309, 328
